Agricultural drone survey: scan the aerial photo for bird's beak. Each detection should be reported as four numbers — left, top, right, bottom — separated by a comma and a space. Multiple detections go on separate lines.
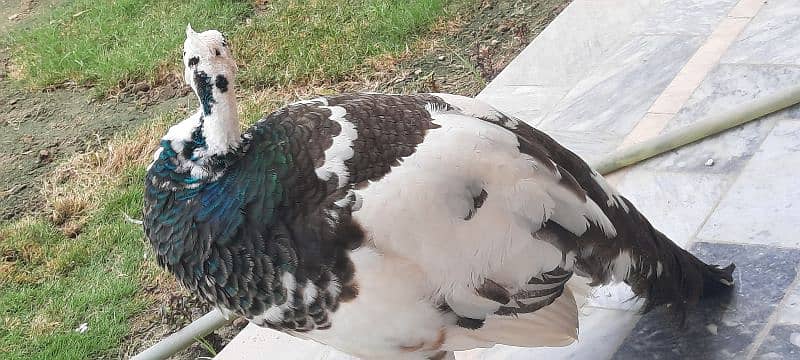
186, 23, 196, 38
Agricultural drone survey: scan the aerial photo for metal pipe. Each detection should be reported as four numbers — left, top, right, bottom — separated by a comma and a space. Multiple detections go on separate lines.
592, 85, 800, 174
131, 309, 233, 360
131, 85, 800, 360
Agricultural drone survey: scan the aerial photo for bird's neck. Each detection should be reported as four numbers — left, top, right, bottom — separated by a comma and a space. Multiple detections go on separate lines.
195, 72, 240, 156
199, 92, 240, 156
154, 71, 241, 183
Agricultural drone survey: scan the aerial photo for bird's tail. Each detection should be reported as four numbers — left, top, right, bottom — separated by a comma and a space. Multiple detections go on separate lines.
628, 227, 735, 316
577, 213, 735, 320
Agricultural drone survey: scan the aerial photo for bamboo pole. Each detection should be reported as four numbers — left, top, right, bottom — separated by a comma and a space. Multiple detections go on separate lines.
131, 85, 800, 360
592, 85, 800, 174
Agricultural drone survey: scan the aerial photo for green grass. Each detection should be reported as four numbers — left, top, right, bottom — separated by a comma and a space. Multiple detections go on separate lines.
233, 0, 448, 89
1, 0, 466, 357
10, 0, 452, 93
10, 0, 252, 93
0, 169, 156, 359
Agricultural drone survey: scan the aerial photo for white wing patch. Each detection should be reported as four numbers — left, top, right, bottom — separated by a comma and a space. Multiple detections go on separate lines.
303, 280, 318, 305
591, 170, 630, 212
314, 105, 357, 188
147, 148, 164, 171
431, 93, 519, 129
611, 250, 635, 281
291, 96, 329, 106
162, 110, 202, 154
251, 272, 297, 325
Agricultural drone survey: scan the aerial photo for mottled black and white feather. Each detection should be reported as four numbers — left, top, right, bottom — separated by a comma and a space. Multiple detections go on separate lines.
143, 27, 735, 360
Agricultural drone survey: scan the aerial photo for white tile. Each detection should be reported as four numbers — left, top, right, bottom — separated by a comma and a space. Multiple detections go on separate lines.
615, 168, 732, 247
642, 64, 800, 174
546, 129, 623, 165
586, 283, 642, 311
647, 17, 751, 114
457, 307, 640, 360
728, 0, 767, 18
698, 120, 800, 247
629, 0, 740, 36
477, 85, 569, 126
486, 0, 663, 88
215, 324, 356, 360
540, 34, 704, 138
721, 0, 800, 65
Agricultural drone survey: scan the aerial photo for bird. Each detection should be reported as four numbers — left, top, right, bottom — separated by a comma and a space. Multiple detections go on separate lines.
143, 25, 736, 360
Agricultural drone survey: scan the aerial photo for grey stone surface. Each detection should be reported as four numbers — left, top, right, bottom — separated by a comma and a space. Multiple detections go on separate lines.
641, 64, 800, 174
630, 0, 739, 35
216, 324, 356, 360
614, 243, 800, 360
459, 307, 641, 360
721, 0, 800, 66
777, 283, 800, 325
615, 169, 732, 248
546, 129, 622, 165
586, 283, 641, 311
476, 85, 569, 126
753, 325, 800, 360
484, 0, 662, 88
698, 120, 800, 248
539, 34, 703, 137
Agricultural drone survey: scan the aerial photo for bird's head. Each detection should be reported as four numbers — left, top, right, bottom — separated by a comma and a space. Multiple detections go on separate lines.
183, 24, 237, 110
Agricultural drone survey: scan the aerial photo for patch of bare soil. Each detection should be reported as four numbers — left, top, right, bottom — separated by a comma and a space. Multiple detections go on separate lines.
0, 51, 191, 221
379, 0, 571, 96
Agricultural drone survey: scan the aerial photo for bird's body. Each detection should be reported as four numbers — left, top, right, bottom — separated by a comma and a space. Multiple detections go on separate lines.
144, 27, 735, 359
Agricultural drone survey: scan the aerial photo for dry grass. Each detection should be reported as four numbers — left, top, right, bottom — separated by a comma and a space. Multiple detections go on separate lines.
40, 112, 180, 237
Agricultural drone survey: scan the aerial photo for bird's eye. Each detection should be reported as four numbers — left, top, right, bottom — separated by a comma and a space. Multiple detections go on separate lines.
215, 49, 221, 56
188, 57, 199, 67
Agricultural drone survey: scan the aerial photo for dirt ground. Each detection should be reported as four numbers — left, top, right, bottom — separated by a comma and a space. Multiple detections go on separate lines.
0, 0, 191, 221
0, 0, 569, 358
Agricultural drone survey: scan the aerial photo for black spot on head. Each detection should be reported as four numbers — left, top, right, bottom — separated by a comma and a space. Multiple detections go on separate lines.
215, 74, 229, 93
188, 56, 199, 67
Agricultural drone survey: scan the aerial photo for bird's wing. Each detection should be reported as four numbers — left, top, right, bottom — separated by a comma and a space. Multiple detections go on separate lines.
430, 93, 734, 322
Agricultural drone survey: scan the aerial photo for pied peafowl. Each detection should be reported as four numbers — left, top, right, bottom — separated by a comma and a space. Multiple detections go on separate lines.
143, 26, 736, 359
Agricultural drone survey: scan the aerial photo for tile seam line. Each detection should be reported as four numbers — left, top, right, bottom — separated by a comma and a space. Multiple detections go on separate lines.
685, 106, 780, 251
745, 273, 800, 359
619, 2, 761, 147
718, 61, 800, 68
609, 0, 763, 202
694, 237, 800, 251
683, 117, 779, 252
536, 0, 672, 128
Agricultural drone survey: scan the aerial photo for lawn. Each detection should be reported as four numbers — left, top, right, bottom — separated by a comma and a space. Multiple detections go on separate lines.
1, 0, 469, 358
10, 0, 450, 94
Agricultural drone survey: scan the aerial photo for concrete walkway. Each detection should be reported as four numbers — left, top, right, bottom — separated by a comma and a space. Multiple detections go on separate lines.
218, 0, 800, 358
